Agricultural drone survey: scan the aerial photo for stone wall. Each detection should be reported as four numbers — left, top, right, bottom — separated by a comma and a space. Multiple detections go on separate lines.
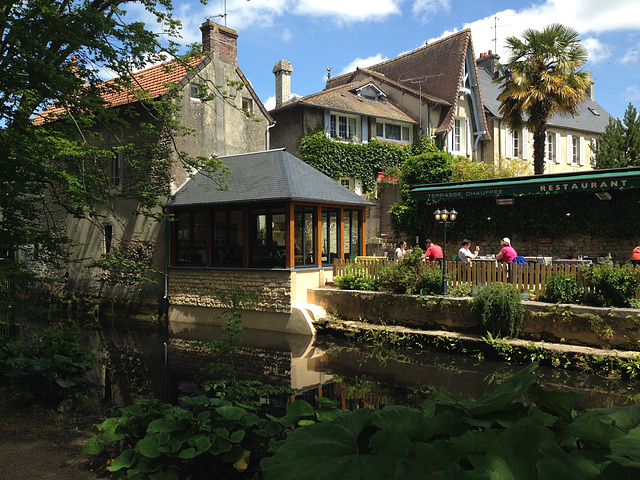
309, 288, 640, 350
168, 268, 292, 313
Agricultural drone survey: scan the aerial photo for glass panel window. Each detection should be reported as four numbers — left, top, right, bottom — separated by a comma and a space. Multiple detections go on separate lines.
175, 211, 207, 266
295, 206, 316, 267
512, 130, 520, 157
376, 122, 383, 137
453, 120, 461, 152
329, 113, 358, 140
402, 126, 410, 141
249, 207, 286, 267
572, 137, 579, 164
343, 210, 361, 260
545, 134, 555, 162
322, 208, 339, 266
212, 209, 243, 266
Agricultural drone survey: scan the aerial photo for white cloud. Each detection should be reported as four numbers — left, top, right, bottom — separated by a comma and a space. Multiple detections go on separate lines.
281, 28, 293, 42
621, 43, 640, 64
582, 38, 612, 64
339, 54, 389, 75
264, 96, 276, 110
625, 85, 640, 102
412, 0, 451, 19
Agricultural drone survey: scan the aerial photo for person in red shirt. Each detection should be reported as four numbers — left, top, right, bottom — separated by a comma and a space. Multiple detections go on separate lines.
422, 239, 443, 264
632, 244, 640, 266
496, 237, 517, 263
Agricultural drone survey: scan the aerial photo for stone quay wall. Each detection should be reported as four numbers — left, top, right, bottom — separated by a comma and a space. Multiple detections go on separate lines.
309, 288, 640, 351
168, 268, 292, 313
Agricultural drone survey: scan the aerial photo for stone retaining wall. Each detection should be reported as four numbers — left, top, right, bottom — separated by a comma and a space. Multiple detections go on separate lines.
309, 288, 640, 350
168, 268, 292, 313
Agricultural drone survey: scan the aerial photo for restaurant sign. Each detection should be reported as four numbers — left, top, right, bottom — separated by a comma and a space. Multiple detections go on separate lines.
409, 170, 640, 201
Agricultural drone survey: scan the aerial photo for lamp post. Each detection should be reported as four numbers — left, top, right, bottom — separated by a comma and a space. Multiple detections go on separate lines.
433, 208, 457, 296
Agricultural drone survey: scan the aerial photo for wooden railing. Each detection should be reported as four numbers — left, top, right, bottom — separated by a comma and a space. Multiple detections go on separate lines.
333, 259, 640, 298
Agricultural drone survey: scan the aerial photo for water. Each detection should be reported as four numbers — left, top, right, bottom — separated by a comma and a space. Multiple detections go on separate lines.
90, 319, 640, 410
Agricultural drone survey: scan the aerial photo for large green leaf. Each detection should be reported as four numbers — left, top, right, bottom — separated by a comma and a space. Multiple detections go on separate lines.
536, 439, 612, 480
527, 383, 582, 424
608, 425, 640, 467
137, 432, 170, 458
107, 449, 137, 472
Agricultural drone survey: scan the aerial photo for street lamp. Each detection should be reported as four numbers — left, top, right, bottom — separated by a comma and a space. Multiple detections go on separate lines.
433, 208, 457, 296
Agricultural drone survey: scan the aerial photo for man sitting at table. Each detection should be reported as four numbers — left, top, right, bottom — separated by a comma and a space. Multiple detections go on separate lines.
458, 239, 480, 262
496, 237, 517, 263
422, 239, 443, 264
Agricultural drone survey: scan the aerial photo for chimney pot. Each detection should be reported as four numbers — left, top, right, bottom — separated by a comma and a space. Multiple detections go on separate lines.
200, 20, 239, 65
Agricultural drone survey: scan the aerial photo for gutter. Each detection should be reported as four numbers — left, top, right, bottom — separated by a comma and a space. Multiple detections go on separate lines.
266, 121, 276, 150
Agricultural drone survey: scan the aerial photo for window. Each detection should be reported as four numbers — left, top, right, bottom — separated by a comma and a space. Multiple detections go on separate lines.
175, 211, 207, 266
249, 207, 287, 267
545, 134, 555, 162
571, 137, 579, 164
330, 113, 358, 140
212, 209, 243, 267
190, 84, 201, 100
512, 130, 520, 157
453, 119, 461, 152
112, 151, 122, 187
343, 210, 361, 260
322, 208, 339, 265
104, 225, 113, 254
294, 206, 316, 267
376, 121, 411, 143
242, 97, 253, 113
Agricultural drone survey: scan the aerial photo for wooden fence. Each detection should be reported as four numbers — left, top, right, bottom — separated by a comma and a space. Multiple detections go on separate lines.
333, 258, 640, 298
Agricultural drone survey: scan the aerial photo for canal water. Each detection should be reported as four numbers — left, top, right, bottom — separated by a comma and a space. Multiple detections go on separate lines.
91, 320, 640, 410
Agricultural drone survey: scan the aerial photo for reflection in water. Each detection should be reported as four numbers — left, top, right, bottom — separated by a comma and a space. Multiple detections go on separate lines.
165, 322, 640, 410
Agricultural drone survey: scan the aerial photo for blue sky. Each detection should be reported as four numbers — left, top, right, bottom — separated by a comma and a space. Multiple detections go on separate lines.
131, 0, 640, 120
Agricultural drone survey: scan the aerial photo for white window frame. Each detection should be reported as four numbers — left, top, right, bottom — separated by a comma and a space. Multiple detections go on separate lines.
376, 120, 412, 144
190, 84, 201, 101
453, 119, 461, 152
330, 112, 359, 141
339, 177, 362, 195
545, 133, 556, 163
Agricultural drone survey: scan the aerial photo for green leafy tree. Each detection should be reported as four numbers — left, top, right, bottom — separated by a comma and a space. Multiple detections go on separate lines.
497, 24, 591, 175
0, 0, 231, 288
593, 103, 640, 169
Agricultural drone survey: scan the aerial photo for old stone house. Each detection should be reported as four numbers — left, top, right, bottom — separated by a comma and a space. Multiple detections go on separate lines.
476, 52, 613, 174
35, 21, 274, 310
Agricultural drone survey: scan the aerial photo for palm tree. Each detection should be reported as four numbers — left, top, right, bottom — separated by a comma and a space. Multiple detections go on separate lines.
497, 24, 591, 175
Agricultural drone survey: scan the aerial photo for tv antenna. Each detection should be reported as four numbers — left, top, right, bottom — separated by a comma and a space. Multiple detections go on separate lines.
491, 16, 510, 55
399, 74, 443, 131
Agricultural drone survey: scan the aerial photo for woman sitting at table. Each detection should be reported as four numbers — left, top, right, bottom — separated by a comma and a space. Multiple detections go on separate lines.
457, 239, 480, 262
496, 237, 517, 263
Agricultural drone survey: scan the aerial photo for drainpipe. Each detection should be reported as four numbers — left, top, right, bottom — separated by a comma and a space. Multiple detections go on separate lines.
498, 119, 502, 159
266, 121, 276, 150
163, 207, 169, 302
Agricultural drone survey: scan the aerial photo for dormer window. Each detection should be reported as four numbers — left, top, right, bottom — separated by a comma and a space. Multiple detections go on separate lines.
356, 84, 385, 102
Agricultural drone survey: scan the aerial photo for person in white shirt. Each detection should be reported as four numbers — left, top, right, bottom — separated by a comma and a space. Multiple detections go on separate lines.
457, 239, 480, 262
394, 241, 407, 261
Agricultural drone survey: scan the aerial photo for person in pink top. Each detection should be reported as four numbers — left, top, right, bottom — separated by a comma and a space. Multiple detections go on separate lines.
496, 237, 517, 263
422, 239, 443, 264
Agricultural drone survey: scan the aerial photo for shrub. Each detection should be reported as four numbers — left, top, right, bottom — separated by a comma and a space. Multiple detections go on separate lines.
449, 282, 473, 297
415, 263, 452, 295
540, 272, 583, 304
472, 283, 525, 338
333, 263, 378, 291
583, 264, 640, 307
376, 248, 425, 294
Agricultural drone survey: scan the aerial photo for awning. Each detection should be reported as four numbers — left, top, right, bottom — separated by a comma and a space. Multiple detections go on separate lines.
409, 167, 640, 201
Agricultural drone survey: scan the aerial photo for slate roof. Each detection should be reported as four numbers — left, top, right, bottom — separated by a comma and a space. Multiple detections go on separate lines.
478, 67, 614, 134
34, 55, 272, 125
165, 149, 374, 209
274, 77, 416, 124
326, 29, 485, 136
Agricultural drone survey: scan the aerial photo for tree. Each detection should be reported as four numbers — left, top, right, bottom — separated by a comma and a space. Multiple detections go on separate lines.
0, 0, 227, 288
593, 103, 640, 169
497, 24, 591, 175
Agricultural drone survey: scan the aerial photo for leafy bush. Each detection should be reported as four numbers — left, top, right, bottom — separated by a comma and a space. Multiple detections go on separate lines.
540, 272, 584, 304
415, 263, 450, 295
376, 249, 424, 294
449, 282, 472, 297
261, 363, 640, 480
0, 328, 97, 404
583, 264, 640, 307
333, 263, 378, 291
472, 283, 525, 338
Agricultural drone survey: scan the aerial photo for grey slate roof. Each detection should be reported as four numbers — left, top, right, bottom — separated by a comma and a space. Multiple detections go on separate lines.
478, 68, 613, 134
166, 149, 374, 209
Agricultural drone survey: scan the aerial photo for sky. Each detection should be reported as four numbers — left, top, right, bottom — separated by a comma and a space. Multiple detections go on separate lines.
130, 0, 640, 120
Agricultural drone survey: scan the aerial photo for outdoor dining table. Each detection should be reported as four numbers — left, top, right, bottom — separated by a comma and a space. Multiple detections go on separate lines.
553, 258, 593, 266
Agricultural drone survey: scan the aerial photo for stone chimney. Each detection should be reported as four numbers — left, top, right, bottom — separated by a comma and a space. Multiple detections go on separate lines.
273, 60, 293, 108
200, 20, 238, 65
477, 50, 500, 79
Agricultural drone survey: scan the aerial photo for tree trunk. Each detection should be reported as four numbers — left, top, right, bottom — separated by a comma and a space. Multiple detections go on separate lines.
533, 128, 547, 175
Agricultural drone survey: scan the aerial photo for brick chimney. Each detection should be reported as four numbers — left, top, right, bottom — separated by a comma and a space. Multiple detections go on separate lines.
477, 51, 500, 79
273, 60, 293, 108
200, 20, 238, 65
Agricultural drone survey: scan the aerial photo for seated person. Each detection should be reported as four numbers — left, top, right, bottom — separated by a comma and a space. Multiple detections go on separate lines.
496, 237, 517, 263
422, 239, 443, 263
457, 239, 480, 262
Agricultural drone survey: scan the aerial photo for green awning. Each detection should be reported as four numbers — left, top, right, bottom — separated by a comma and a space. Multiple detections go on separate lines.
409, 167, 640, 201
